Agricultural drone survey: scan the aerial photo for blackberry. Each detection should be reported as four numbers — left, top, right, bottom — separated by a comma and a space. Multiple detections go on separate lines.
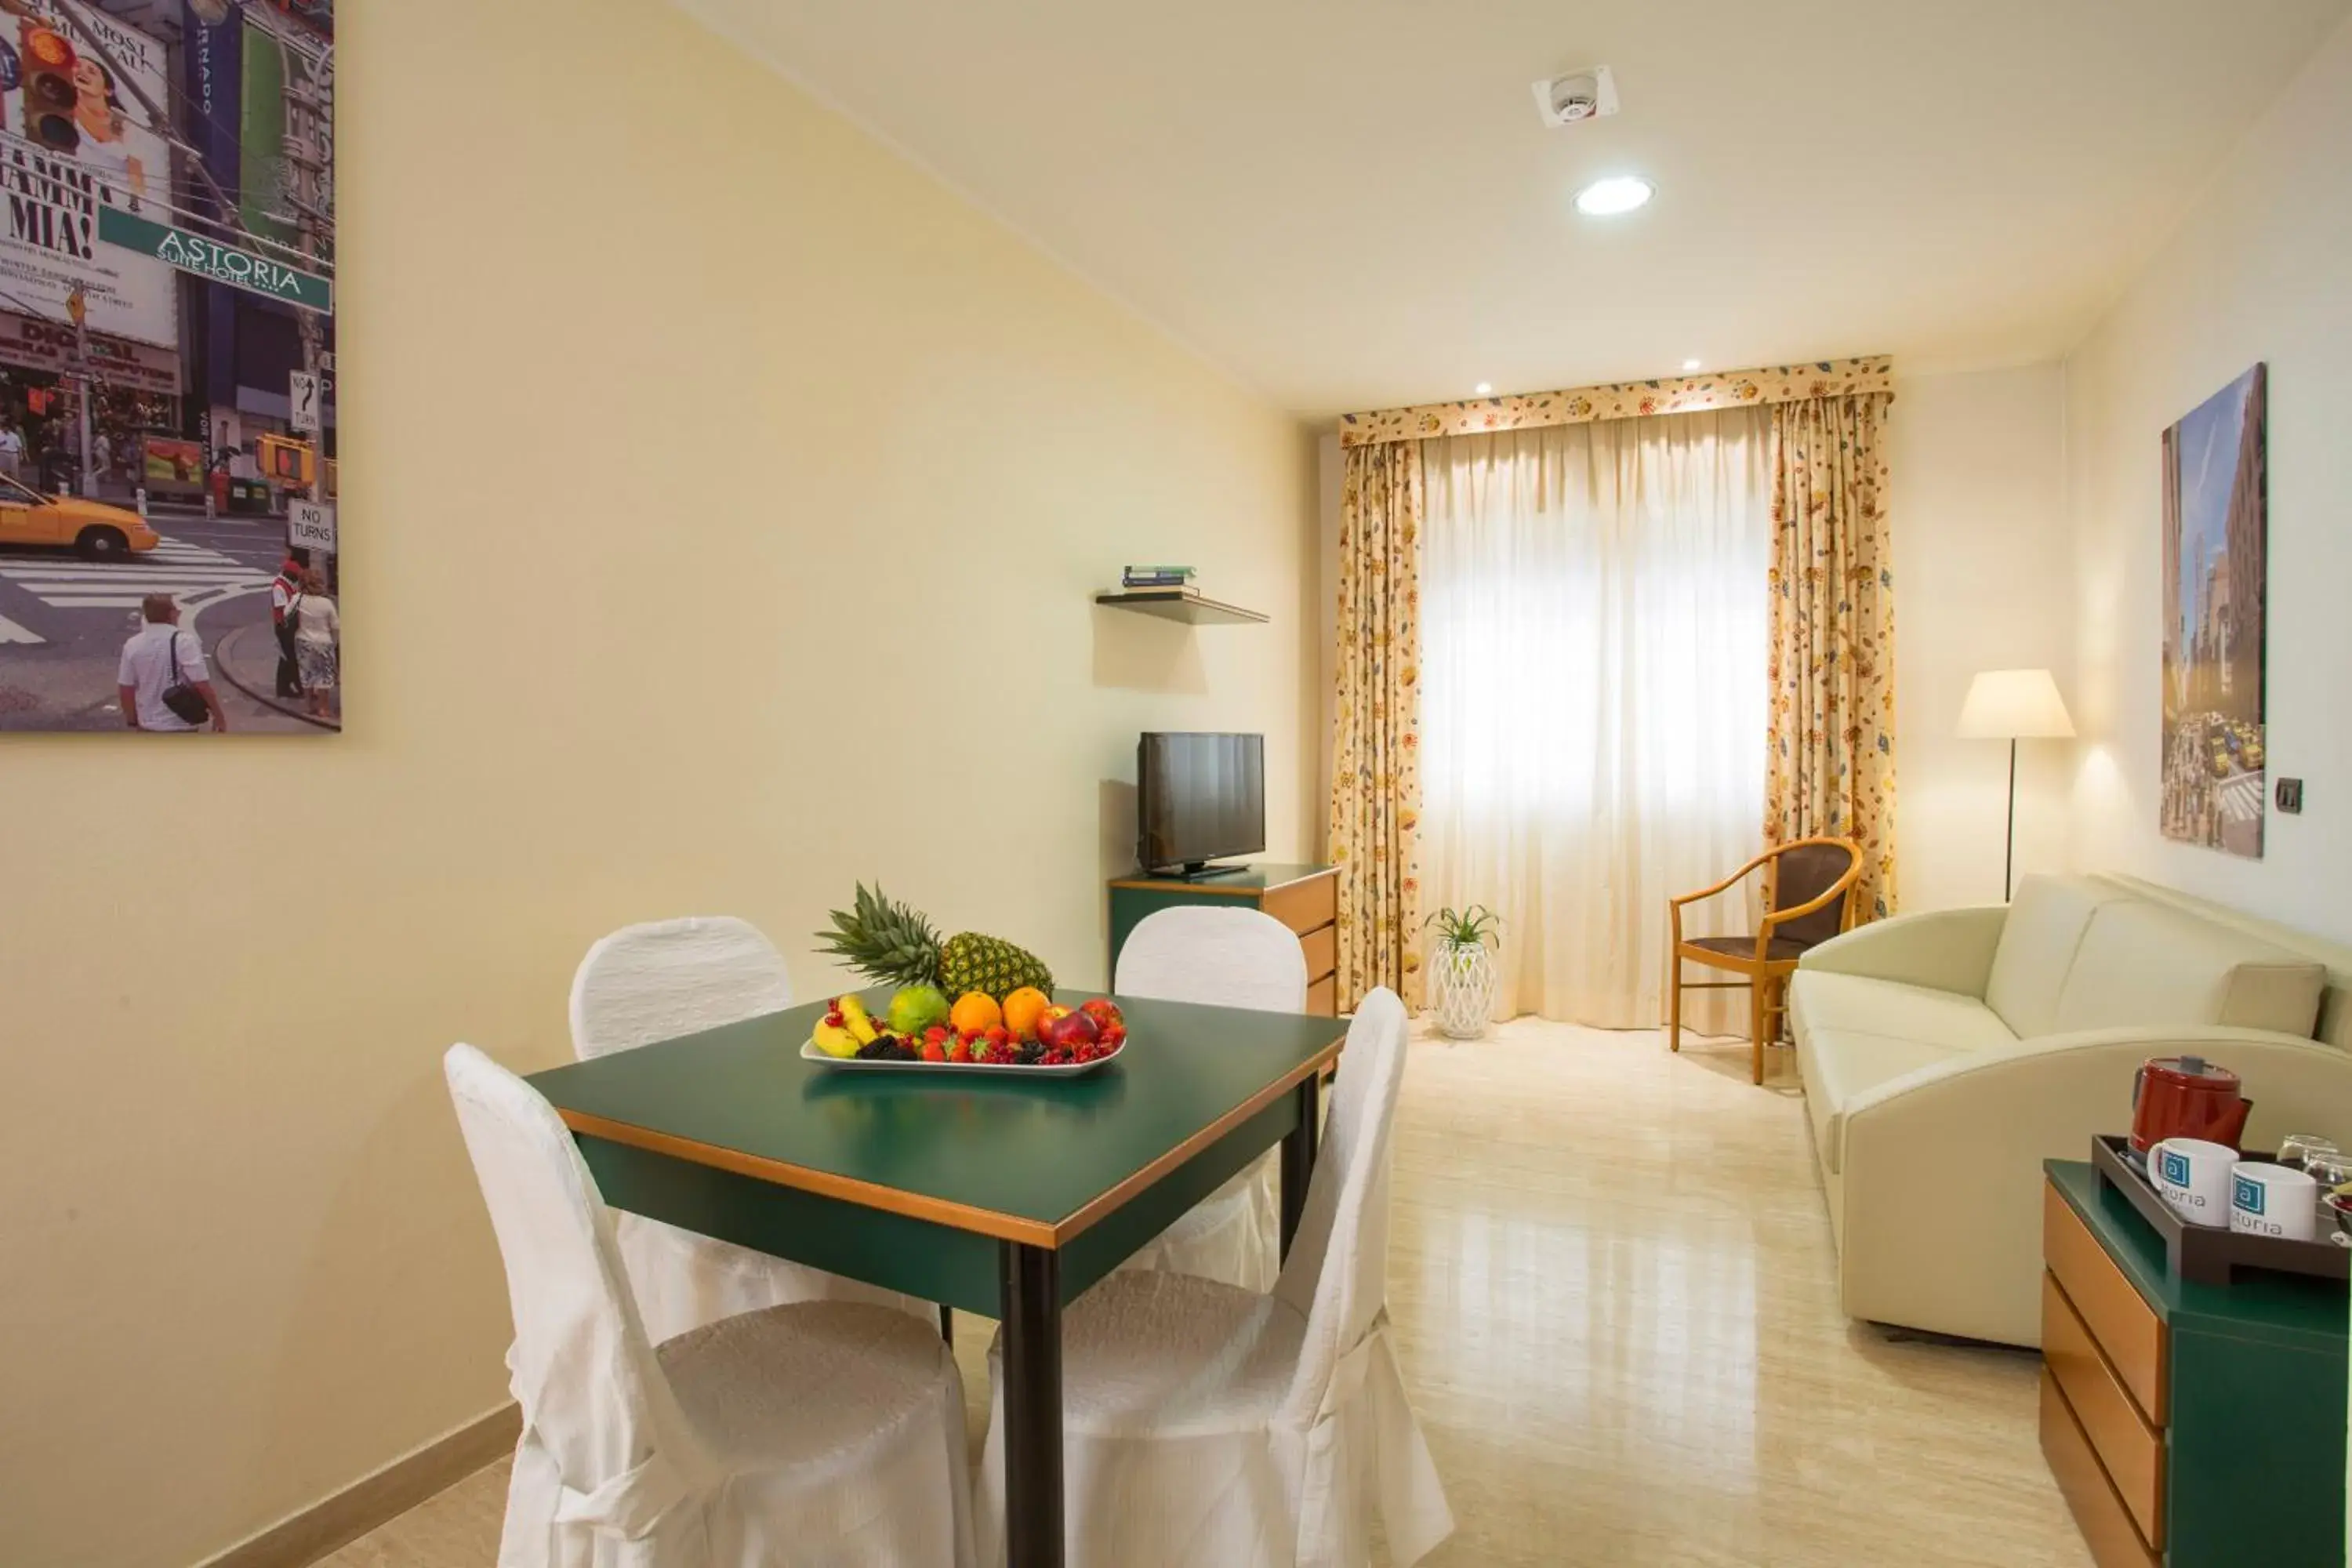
1015, 1041, 1045, 1065
854, 1039, 891, 1061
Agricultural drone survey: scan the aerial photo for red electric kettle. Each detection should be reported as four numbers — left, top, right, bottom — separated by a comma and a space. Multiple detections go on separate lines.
2130, 1054, 2252, 1152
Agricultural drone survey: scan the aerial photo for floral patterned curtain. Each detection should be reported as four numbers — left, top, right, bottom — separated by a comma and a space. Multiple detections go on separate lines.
1766, 394, 1898, 919
1329, 441, 1425, 1008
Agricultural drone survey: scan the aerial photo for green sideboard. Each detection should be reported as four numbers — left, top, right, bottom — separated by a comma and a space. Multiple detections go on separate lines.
1107, 863, 1340, 1015
2042, 1159, 2347, 1566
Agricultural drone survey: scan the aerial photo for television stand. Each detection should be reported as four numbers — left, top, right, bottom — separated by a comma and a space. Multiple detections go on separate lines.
1166, 861, 1253, 882
1106, 863, 1341, 1015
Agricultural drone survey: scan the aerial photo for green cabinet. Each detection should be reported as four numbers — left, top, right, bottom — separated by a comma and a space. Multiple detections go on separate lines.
2043, 1160, 2347, 1566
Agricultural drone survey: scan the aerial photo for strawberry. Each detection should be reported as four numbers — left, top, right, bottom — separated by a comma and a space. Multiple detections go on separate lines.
947, 1037, 971, 1063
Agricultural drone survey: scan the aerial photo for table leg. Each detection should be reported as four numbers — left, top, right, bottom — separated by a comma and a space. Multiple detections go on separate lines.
999, 1241, 1063, 1568
1279, 1073, 1320, 1260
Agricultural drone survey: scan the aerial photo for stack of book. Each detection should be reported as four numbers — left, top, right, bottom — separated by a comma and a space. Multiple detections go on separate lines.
1122, 564, 1196, 590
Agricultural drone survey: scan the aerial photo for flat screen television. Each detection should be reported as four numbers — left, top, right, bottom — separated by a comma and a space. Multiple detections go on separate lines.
1138, 732, 1265, 877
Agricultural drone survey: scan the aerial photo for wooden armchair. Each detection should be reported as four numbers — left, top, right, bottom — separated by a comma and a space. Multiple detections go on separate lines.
1668, 837, 1862, 1084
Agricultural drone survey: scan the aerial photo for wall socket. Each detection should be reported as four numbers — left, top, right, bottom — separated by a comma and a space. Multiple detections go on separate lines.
2277, 777, 2305, 815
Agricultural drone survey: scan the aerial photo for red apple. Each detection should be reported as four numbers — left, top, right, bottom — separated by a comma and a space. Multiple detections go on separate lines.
1080, 997, 1123, 1031
1037, 1007, 1100, 1052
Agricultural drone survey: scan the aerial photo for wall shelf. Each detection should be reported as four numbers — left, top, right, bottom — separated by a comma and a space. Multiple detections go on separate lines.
1094, 589, 1269, 626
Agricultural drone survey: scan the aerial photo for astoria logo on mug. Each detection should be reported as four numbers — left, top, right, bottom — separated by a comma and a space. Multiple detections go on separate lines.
2229, 1160, 2318, 1241
2152, 1138, 2238, 1227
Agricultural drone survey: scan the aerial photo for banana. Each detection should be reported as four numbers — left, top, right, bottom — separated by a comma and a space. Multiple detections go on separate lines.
811, 1020, 862, 1058
837, 994, 880, 1044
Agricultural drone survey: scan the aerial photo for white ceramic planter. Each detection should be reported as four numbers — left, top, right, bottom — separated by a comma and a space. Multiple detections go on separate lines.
1428, 938, 1497, 1040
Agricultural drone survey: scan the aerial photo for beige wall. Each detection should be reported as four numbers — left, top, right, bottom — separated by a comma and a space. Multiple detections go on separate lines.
2063, 14, 2352, 941
0, 1, 1316, 1563
1889, 365, 2074, 912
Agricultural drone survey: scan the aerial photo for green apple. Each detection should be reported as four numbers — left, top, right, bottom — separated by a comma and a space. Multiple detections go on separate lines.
887, 983, 950, 1036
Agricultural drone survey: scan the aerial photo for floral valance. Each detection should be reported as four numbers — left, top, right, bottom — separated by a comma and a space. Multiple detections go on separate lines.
1337, 354, 1895, 448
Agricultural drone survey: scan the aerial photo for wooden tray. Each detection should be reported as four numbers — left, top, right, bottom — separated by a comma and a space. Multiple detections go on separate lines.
2091, 1134, 2350, 1287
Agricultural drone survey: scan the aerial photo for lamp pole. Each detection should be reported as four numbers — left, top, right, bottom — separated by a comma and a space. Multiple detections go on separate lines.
2004, 738, 2018, 903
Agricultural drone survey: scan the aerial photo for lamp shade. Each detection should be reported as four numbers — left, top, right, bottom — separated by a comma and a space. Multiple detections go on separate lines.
1958, 669, 2075, 739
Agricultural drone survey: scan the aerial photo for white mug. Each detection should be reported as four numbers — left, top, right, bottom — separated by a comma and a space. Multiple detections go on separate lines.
2151, 1138, 2237, 1228
2230, 1160, 2318, 1241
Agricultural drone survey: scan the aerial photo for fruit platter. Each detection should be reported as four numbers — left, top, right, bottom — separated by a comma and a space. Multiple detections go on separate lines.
803, 884, 1127, 1075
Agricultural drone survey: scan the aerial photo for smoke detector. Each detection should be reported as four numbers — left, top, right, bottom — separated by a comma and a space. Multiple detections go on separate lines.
1532, 66, 1620, 129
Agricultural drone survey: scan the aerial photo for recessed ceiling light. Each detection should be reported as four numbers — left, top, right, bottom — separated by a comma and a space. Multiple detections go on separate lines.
1474, 382, 1493, 396
1681, 358, 1702, 372
1573, 175, 1654, 216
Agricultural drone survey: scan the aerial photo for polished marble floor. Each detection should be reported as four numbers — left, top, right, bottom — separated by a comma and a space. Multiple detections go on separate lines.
323, 1020, 2090, 1567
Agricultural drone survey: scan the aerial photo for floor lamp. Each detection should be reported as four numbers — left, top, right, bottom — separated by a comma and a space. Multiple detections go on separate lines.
1958, 669, 2075, 902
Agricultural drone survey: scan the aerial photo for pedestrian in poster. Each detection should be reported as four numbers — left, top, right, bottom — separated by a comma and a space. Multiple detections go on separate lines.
270, 554, 306, 699
291, 567, 340, 723
117, 596, 227, 733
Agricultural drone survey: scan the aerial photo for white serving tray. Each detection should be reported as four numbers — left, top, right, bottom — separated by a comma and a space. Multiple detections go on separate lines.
799, 1040, 1118, 1076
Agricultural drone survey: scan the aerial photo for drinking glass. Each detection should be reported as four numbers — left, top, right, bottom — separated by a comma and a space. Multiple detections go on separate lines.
2277, 1134, 2339, 1174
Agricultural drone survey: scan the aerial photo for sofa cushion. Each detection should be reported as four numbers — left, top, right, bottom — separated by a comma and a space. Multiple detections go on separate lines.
1985, 875, 2132, 1037
1791, 971, 2020, 1053
2054, 902, 2327, 1039
1800, 1029, 1979, 1176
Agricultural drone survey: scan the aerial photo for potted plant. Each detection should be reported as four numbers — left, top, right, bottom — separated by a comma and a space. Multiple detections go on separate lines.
1423, 905, 1501, 1040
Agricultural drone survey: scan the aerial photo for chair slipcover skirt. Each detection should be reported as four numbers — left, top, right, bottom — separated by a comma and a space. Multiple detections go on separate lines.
1114, 1156, 1279, 1293
974, 993, 1452, 1568
973, 1272, 1448, 1568
446, 1044, 974, 1568
502, 1303, 975, 1568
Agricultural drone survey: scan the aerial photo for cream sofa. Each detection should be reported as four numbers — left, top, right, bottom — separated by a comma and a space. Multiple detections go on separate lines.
1789, 872, 2352, 1347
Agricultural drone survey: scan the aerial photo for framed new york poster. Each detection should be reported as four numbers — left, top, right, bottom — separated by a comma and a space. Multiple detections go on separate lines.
2158, 365, 2267, 858
0, 0, 338, 734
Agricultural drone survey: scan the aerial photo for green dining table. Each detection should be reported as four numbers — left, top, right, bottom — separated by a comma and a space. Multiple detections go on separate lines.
526, 986, 1347, 1568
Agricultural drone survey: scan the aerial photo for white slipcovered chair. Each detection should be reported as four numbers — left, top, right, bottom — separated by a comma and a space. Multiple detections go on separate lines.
974, 989, 1453, 1568
1112, 905, 1305, 1291
570, 916, 924, 1339
443, 1044, 977, 1568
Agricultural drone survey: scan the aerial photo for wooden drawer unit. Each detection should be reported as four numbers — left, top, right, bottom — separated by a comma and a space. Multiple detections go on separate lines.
2045, 1178, 2167, 1421
2041, 1370, 2159, 1568
1298, 924, 1336, 984
1261, 871, 1338, 938
1108, 866, 1342, 1018
2042, 1272, 2163, 1547
2041, 1161, 2347, 1568
1305, 974, 1337, 1018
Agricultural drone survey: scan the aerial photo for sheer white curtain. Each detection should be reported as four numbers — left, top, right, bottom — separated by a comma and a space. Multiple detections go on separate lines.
1421, 410, 1772, 1029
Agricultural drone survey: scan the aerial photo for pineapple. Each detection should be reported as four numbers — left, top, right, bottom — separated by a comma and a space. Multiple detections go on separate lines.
818, 884, 1054, 1002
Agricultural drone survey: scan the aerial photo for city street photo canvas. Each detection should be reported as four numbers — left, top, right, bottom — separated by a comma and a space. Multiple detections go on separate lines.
0, 0, 336, 734
2159, 364, 2267, 858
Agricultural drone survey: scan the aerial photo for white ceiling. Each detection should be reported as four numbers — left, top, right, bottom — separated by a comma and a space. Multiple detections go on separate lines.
673, 0, 2350, 418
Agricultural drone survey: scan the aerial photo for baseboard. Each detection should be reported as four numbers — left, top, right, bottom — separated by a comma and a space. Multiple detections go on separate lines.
196, 1402, 520, 1568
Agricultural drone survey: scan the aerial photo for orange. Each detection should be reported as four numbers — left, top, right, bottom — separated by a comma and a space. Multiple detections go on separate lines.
949, 992, 1003, 1035
1000, 986, 1051, 1041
